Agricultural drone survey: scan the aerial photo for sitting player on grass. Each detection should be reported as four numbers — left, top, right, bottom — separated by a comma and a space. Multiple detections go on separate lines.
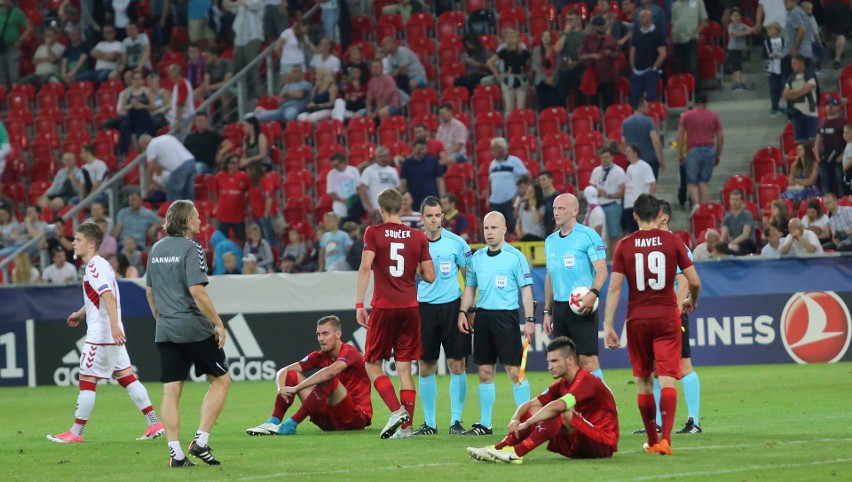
466, 336, 619, 464
246, 315, 372, 435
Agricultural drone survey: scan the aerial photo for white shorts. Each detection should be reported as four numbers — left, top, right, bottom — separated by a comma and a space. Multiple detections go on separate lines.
79, 342, 132, 379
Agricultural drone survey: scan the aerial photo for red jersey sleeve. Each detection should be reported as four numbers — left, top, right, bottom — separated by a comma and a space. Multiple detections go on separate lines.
335, 343, 363, 367
675, 234, 694, 271
297, 350, 325, 371
611, 238, 627, 275
363, 226, 376, 253
536, 379, 569, 406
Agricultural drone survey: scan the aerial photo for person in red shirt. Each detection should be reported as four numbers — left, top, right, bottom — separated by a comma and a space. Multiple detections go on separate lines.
466, 336, 619, 464
245, 161, 280, 248
603, 193, 701, 456
214, 154, 250, 243
244, 315, 373, 436
356, 188, 436, 439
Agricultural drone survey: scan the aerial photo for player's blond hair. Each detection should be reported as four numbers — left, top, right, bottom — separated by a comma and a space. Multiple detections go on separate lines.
378, 188, 402, 215
164, 200, 195, 236
76, 222, 104, 250
317, 315, 342, 330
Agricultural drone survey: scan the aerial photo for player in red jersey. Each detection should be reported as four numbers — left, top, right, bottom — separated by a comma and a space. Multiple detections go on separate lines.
466, 336, 619, 464
245, 315, 372, 435
213, 153, 250, 243
356, 188, 436, 439
603, 193, 701, 456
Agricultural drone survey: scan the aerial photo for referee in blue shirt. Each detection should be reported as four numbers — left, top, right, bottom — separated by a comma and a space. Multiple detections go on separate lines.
457, 211, 535, 436
543, 194, 608, 380
413, 196, 473, 437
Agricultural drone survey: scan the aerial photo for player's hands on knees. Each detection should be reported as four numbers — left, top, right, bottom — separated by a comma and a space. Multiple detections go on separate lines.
356, 307, 369, 328
215, 325, 227, 349
681, 299, 697, 315
279, 385, 297, 402
508, 419, 522, 437
112, 327, 126, 346
604, 327, 620, 349
67, 311, 83, 327
458, 313, 471, 334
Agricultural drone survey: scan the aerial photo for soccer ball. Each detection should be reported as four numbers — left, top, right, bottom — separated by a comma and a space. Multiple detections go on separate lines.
569, 287, 599, 315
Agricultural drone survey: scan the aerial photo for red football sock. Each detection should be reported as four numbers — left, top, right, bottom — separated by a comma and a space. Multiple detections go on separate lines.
292, 382, 333, 424
272, 372, 300, 419
514, 416, 562, 457
659, 387, 678, 443
400, 389, 416, 429
495, 411, 532, 449
374, 376, 401, 411
638, 393, 660, 446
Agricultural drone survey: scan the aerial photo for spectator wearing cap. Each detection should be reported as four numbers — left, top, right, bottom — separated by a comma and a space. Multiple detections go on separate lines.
677, 93, 724, 209
816, 97, 846, 195
488, 137, 529, 232
671, 0, 708, 88
780, 218, 823, 256
42, 249, 79, 283
242, 253, 267, 274
628, 9, 666, 105
578, 16, 620, 109
583, 185, 607, 239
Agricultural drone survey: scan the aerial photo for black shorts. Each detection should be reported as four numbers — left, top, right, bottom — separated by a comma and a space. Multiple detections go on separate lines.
473, 309, 523, 366
726, 49, 743, 72
553, 301, 599, 356
420, 299, 472, 361
217, 220, 246, 241
680, 312, 691, 359
157, 336, 229, 383
823, 3, 851, 36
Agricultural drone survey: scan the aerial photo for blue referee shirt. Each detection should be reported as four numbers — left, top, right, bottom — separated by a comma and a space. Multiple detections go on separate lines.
418, 229, 472, 304
544, 224, 606, 302
466, 243, 533, 310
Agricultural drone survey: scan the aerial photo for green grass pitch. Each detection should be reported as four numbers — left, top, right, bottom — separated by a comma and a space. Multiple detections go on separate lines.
3, 363, 851, 481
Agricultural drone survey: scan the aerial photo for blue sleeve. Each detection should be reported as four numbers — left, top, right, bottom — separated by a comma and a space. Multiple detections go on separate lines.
465, 255, 478, 287
513, 251, 533, 287
456, 237, 472, 268
585, 231, 606, 262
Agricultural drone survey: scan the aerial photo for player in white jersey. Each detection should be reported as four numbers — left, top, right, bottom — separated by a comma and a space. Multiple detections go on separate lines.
47, 223, 164, 444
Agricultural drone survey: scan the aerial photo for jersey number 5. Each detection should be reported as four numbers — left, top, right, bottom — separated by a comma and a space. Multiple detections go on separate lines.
634, 251, 666, 291
389, 242, 405, 278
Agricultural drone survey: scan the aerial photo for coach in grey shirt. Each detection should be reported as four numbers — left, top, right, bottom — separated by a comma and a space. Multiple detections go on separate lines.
146, 200, 230, 467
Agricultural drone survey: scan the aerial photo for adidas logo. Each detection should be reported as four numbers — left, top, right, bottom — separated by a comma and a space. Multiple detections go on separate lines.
53, 336, 136, 386
189, 314, 276, 382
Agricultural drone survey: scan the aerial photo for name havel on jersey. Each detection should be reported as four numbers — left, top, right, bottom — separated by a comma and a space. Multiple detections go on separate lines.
634, 237, 662, 248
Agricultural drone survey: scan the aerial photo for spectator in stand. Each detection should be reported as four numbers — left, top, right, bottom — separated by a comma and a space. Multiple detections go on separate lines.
512, 174, 532, 229
222, 252, 242, 275
441, 193, 472, 241
42, 248, 79, 283
310, 37, 342, 74
358, 147, 400, 224
783, 54, 818, 143
821, 0, 849, 69
120, 71, 156, 154
43, 217, 74, 260
282, 227, 308, 269
781, 218, 823, 255
0, 203, 17, 251
727, 8, 751, 92
582, 185, 607, 239
763, 199, 791, 236
381, 37, 426, 94
399, 191, 424, 229
400, 140, 444, 209
37, 153, 84, 211
121, 22, 153, 79
254, 64, 311, 122
488, 137, 529, 232
278, 254, 297, 273
622, 143, 657, 234
764, 22, 785, 117
589, 147, 625, 254
436, 104, 468, 165
344, 45, 369, 83
318, 0, 339, 42
345, 223, 366, 270
359, 59, 400, 120
671, 0, 707, 90
276, 19, 310, 74
242, 253, 266, 274
0, 0, 31, 89
239, 114, 270, 170
245, 161, 280, 247
146, 73, 170, 131
816, 98, 846, 195
755, 0, 787, 36
12, 251, 40, 284
410, 123, 445, 162
166, 64, 196, 139
61, 27, 89, 85
96, 219, 117, 258
760, 225, 783, 257
622, 98, 665, 179
532, 30, 560, 111
140, 133, 197, 200
199, 46, 234, 114
83, 202, 115, 234
799, 1, 823, 75
633, 0, 667, 35
381, 0, 424, 23
296, 67, 343, 124
802, 198, 832, 244
0, 205, 47, 257
693, 228, 720, 260
318, 212, 351, 271
184, 112, 232, 174
110, 253, 140, 279
629, 9, 666, 105
211, 229, 243, 274
120, 235, 144, 274
186, 45, 205, 91
19, 27, 65, 88
780, 0, 814, 80
578, 16, 620, 109
72, 145, 109, 205
113, 191, 161, 249
244, 223, 274, 272
721, 189, 757, 255
326, 152, 361, 221
455, 32, 496, 95
515, 183, 546, 241
678, 94, 724, 209
620, 0, 636, 30
538, 171, 560, 234
230, 0, 264, 100
488, 29, 531, 115
214, 153, 250, 243
188, 0, 216, 46
823, 193, 852, 250
77, 24, 123, 84
781, 141, 820, 203
337, 65, 367, 120
843, 123, 852, 196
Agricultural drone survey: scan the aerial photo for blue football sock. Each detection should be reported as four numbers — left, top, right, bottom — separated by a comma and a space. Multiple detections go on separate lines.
449, 373, 467, 424
478, 382, 496, 428
267, 416, 281, 425
512, 379, 530, 407
682, 371, 701, 425
276, 418, 298, 435
653, 377, 662, 427
591, 369, 604, 380
419, 374, 437, 428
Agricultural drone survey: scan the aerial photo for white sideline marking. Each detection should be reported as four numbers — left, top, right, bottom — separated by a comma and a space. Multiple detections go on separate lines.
611, 458, 852, 482
216, 462, 456, 481
675, 436, 852, 452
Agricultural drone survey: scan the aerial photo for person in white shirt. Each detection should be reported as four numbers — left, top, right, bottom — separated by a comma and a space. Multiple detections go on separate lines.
582, 186, 607, 240
309, 37, 342, 74
276, 20, 310, 74
358, 146, 400, 224
121, 22, 153, 76
760, 225, 783, 258
71, 145, 110, 204
166, 64, 196, 139
693, 228, 722, 260
77, 24, 123, 83
20, 27, 65, 87
780, 218, 823, 256
588, 147, 626, 252
326, 152, 361, 219
41, 249, 79, 283
139, 134, 197, 201
801, 198, 832, 243
621, 143, 657, 234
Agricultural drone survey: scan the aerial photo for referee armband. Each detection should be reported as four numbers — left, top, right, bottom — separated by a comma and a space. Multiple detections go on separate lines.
558, 393, 577, 411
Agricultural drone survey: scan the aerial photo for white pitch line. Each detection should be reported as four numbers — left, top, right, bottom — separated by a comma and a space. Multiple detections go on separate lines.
610, 458, 852, 482
673, 436, 852, 452
212, 462, 457, 481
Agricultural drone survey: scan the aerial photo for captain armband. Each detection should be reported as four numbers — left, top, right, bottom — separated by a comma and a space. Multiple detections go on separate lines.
558, 393, 577, 411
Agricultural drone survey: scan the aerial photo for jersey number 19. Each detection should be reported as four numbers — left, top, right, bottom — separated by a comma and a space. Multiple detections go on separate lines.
634, 251, 666, 291
389, 242, 405, 278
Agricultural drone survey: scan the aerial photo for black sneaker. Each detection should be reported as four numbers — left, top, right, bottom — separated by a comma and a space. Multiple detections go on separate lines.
169, 457, 196, 467
449, 421, 467, 435
188, 441, 221, 465
676, 417, 702, 434
462, 423, 492, 436
632, 424, 661, 435
412, 423, 437, 436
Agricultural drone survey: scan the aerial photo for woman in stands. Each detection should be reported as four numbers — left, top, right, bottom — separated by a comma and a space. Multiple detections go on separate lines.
111, 253, 140, 279
244, 223, 274, 273
763, 199, 791, 237
488, 28, 531, 116
122, 71, 156, 153
515, 183, 546, 241
341, 66, 367, 119
454, 32, 495, 95
782, 141, 820, 204
532, 30, 559, 111
240, 114, 270, 170
296, 68, 343, 124
277, 19, 311, 77
12, 251, 40, 284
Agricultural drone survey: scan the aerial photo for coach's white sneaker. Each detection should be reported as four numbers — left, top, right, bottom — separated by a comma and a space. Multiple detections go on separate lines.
246, 422, 280, 436
390, 426, 413, 439
466, 445, 497, 462
380, 408, 410, 439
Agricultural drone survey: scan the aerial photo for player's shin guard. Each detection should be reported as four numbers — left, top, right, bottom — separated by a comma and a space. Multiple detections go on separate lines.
514, 416, 562, 457
659, 387, 677, 443
638, 393, 659, 446
272, 371, 300, 420
478, 382, 496, 428
400, 389, 416, 429
72, 380, 98, 436
117, 374, 158, 426
374, 375, 402, 411
681, 372, 701, 425
512, 379, 530, 407
449, 373, 467, 425
418, 374, 437, 428
653, 377, 662, 427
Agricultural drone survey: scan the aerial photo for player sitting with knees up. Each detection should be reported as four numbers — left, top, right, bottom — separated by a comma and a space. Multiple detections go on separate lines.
245, 315, 372, 436
466, 336, 619, 464
48, 222, 164, 444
